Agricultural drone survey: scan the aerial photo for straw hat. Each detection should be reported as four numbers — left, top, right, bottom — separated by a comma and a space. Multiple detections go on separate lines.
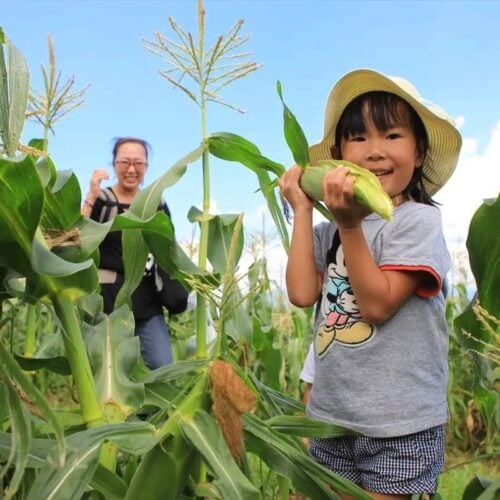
309, 69, 462, 196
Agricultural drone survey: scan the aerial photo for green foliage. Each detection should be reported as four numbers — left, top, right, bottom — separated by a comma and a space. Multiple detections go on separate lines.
0, 30, 29, 157
1, 6, 499, 500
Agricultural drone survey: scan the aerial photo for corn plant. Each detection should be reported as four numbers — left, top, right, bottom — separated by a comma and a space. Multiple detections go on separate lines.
0, 15, 370, 500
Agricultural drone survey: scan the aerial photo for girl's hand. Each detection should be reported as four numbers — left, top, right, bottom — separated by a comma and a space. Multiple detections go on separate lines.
279, 165, 314, 214
88, 169, 109, 201
323, 166, 371, 228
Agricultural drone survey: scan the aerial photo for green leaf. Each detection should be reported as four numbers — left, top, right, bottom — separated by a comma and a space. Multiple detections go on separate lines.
0, 155, 98, 301
0, 341, 66, 463
138, 359, 209, 384
0, 35, 29, 156
244, 413, 370, 499
114, 144, 204, 309
208, 132, 285, 177
188, 209, 244, 275
0, 371, 30, 500
0, 27, 5, 44
27, 422, 157, 500
13, 355, 71, 375
276, 80, 310, 167
250, 375, 306, 416
0, 433, 128, 500
454, 196, 500, 425
265, 415, 359, 438
208, 132, 290, 252
462, 475, 496, 500
180, 410, 262, 500
85, 305, 145, 419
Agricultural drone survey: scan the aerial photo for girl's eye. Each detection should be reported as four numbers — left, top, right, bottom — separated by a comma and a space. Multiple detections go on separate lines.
387, 132, 401, 140
349, 135, 365, 142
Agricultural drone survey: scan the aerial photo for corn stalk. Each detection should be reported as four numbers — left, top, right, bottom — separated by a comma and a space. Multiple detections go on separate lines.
144, 0, 260, 358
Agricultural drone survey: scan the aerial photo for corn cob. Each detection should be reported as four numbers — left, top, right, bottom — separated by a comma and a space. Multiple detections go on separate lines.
300, 159, 394, 220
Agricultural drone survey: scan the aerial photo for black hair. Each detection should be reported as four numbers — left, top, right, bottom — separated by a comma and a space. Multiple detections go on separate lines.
332, 91, 437, 206
111, 137, 152, 162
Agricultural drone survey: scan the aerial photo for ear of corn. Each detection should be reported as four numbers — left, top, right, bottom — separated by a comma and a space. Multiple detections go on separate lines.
299, 160, 394, 220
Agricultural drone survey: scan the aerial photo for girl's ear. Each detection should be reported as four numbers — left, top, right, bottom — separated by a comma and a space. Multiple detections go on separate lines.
415, 142, 426, 168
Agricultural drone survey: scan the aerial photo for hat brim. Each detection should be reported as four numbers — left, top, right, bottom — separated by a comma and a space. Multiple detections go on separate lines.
309, 69, 462, 196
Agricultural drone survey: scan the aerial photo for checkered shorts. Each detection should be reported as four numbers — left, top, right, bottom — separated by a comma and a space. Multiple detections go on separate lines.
309, 425, 445, 495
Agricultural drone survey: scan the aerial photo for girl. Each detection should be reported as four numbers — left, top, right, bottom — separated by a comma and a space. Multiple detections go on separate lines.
279, 69, 461, 499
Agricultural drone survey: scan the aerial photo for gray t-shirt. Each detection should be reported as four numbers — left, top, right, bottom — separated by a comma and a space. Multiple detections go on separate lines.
308, 201, 451, 437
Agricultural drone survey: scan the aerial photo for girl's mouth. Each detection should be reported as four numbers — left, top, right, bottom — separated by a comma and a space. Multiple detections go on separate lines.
373, 169, 392, 178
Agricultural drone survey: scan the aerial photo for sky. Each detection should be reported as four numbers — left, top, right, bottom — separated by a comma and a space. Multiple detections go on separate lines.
2, 0, 499, 287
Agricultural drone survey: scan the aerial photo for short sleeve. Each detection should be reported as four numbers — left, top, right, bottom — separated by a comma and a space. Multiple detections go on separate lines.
378, 205, 451, 297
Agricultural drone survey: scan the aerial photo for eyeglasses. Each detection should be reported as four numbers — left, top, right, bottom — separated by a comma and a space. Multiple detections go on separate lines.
115, 159, 148, 170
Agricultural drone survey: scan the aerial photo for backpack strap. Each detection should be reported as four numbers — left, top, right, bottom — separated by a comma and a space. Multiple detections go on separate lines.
97, 187, 120, 223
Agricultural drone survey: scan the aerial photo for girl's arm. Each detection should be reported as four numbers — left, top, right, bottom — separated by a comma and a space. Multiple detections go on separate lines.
279, 166, 322, 306
323, 167, 421, 324
338, 225, 421, 323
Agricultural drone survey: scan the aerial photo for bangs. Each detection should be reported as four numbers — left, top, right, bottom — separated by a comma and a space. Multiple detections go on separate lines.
336, 91, 420, 139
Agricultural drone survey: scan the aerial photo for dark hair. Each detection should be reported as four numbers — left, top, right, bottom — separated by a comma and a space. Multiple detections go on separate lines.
333, 91, 436, 206
111, 137, 152, 162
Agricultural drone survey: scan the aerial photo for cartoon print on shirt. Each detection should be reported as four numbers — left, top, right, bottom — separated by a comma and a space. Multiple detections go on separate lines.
315, 231, 374, 357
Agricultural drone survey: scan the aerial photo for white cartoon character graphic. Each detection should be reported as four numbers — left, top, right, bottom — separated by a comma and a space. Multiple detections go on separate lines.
315, 231, 374, 357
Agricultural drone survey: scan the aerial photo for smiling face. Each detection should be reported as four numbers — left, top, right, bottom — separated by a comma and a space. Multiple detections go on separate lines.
113, 141, 148, 194
335, 92, 426, 202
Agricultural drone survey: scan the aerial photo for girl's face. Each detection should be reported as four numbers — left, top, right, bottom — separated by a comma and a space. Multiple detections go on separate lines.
339, 102, 424, 202
113, 142, 148, 192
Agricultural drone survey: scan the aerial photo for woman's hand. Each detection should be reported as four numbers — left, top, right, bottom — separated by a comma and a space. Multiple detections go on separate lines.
323, 166, 371, 228
279, 165, 314, 214
88, 169, 109, 201
81, 169, 109, 215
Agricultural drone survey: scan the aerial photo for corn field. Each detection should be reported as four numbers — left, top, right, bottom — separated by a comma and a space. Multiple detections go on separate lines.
0, 4, 499, 499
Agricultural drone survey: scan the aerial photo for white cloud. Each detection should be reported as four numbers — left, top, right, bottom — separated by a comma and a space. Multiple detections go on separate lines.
436, 120, 500, 255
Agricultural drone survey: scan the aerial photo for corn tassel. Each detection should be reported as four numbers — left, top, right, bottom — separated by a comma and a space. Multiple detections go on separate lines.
300, 160, 394, 220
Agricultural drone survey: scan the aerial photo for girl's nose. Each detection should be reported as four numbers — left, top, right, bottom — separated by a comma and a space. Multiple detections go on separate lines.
366, 140, 386, 161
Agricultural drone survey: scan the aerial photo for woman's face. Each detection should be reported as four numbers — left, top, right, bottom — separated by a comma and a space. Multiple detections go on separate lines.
113, 142, 148, 192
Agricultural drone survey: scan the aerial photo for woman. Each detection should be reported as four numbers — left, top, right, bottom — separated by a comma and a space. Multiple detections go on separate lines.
81, 137, 185, 369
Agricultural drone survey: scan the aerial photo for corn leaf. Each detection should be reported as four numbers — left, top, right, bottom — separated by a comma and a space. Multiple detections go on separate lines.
114, 144, 204, 310
139, 359, 209, 384
188, 209, 244, 275
27, 422, 157, 500
0, 372, 30, 500
0, 35, 29, 157
276, 80, 309, 167
250, 374, 305, 416
455, 195, 500, 337
180, 409, 262, 500
0, 155, 98, 301
0, 341, 65, 464
462, 475, 500, 500
265, 415, 359, 438
125, 439, 195, 500
244, 413, 371, 499
0, 433, 127, 500
208, 132, 290, 252
85, 305, 145, 419
13, 355, 71, 375
454, 195, 499, 425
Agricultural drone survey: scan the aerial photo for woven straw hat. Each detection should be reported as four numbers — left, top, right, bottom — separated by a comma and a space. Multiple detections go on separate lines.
309, 69, 462, 196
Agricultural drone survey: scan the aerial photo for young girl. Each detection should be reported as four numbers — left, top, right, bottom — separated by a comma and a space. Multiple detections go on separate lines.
279, 69, 462, 499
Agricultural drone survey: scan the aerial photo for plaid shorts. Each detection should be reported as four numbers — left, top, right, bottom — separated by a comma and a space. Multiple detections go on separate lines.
309, 425, 445, 495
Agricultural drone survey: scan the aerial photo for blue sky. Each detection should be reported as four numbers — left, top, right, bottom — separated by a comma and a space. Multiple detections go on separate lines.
2, 0, 499, 281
